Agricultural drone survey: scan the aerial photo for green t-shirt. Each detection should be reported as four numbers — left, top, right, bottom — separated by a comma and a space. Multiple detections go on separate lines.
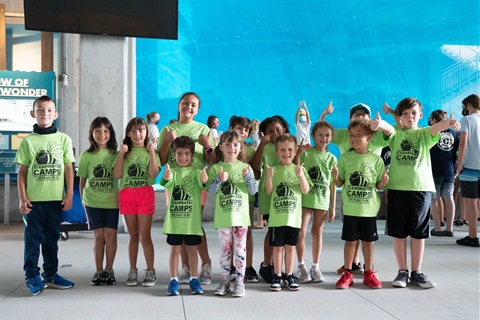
332, 129, 387, 156
115, 148, 161, 189
387, 127, 439, 192
337, 151, 385, 217
300, 148, 337, 210
157, 121, 214, 170
268, 164, 311, 228
258, 143, 280, 215
208, 161, 252, 228
14, 132, 75, 202
161, 167, 204, 235
77, 149, 119, 208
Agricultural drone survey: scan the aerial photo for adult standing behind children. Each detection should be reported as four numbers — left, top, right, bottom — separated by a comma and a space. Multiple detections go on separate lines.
146, 112, 160, 149
78, 117, 120, 286
427, 110, 459, 237
371, 97, 460, 288
113, 117, 161, 287
157, 92, 215, 285
15, 95, 75, 296
456, 94, 480, 247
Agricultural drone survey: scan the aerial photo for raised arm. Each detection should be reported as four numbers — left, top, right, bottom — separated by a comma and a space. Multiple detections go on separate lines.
429, 114, 460, 137
319, 101, 334, 122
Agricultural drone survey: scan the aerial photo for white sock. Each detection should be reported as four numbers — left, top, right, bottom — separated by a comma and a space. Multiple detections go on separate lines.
189, 276, 197, 281
170, 277, 178, 281
313, 263, 319, 269
298, 261, 305, 267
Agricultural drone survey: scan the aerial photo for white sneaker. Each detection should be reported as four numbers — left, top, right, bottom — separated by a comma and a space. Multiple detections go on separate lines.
297, 264, 311, 283
199, 262, 212, 285
214, 281, 231, 296
179, 264, 190, 284
232, 282, 245, 297
310, 266, 325, 283
126, 268, 138, 286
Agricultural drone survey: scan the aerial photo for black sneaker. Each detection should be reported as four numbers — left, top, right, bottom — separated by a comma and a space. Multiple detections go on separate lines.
91, 271, 104, 286
270, 275, 283, 291
456, 236, 480, 247
245, 266, 259, 283
104, 270, 117, 285
259, 262, 274, 284
229, 266, 237, 282
284, 274, 301, 291
430, 228, 444, 237
410, 271, 436, 289
392, 270, 409, 288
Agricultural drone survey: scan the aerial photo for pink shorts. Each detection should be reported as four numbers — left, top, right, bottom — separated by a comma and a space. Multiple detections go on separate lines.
119, 186, 155, 215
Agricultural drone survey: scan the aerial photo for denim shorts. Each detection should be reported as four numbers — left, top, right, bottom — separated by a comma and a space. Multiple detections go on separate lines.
432, 177, 455, 199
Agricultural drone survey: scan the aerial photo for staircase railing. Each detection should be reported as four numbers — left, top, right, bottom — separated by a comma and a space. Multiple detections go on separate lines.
442, 54, 480, 97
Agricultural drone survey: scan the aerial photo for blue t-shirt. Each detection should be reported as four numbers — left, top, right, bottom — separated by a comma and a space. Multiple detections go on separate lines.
430, 129, 459, 178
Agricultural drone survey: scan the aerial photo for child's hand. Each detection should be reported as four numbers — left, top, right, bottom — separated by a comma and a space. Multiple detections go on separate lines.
19, 198, 33, 214
382, 102, 392, 115
381, 168, 389, 185
198, 132, 211, 148
259, 132, 270, 146
265, 164, 274, 178
297, 141, 307, 156
242, 165, 251, 177
447, 114, 461, 131
163, 163, 171, 180
164, 127, 177, 143
218, 166, 228, 182
200, 166, 208, 184
146, 141, 155, 153
370, 112, 382, 131
328, 209, 335, 223
119, 143, 128, 154
331, 163, 339, 180
295, 163, 305, 177
323, 101, 334, 116
61, 195, 73, 211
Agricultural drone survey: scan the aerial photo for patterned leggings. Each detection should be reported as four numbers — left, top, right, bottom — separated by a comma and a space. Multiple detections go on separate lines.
218, 226, 248, 283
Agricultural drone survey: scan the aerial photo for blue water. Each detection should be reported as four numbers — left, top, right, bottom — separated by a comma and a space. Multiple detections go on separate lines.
136, 0, 479, 156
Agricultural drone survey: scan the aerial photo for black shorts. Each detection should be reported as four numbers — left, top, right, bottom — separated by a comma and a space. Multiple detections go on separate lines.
460, 180, 480, 199
166, 234, 202, 246
85, 206, 119, 230
385, 190, 431, 239
269, 226, 300, 246
341, 215, 378, 242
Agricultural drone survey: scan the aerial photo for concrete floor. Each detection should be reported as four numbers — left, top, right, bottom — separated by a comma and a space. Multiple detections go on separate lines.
0, 219, 479, 320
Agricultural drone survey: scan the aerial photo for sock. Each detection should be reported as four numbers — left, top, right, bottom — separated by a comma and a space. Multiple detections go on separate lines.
276, 273, 282, 277
312, 263, 319, 269
298, 261, 305, 267
189, 276, 197, 281
170, 277, 178, 281
345, 269, 353, 274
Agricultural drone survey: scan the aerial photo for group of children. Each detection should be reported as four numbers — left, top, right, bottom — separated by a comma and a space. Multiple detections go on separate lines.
16, 92, 471, 298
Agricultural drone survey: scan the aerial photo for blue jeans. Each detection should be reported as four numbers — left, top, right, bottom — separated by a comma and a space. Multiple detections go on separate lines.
23, 201, 63, 279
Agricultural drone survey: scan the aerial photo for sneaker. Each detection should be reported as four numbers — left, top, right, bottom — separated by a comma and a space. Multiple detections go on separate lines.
179, 264, 191, 284
336, 262, 364, 274
42, 273, 74, 289
336, 271, 353, 289
232, 282, 246, 297
104, 269, 117, 286
214, 281, 231, 296
26, 275, 47, 296
245, 266, 259, 283
454, 219, 464, 226
270, 274, 283, 291
259, 262, 275, 284
297, 264, 311, 283
410, 271, 436, 289
214, 281, 230, 296
456, 236, 480, 247
285, 274, 301, 291
90, 271, 104, 286
430, 228, 444, 236
310, 266, 325, 283
229, 265, 237, 282
126, 268, 138, 286
142, 269, 156, 287
363, 270, 382, 289
443, 230, 454, 237
189, 278, 204, 294
199, 262, 212, 285
392, 270, 409, 288
167, 279, 180, 296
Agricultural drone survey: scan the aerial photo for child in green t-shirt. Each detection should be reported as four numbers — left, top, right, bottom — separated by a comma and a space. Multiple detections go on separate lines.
113, 117, 161, 288
332, 120, 389, 289
265, 134, 311, 292
371, 97, 460, 289
207, 130, 257, 297
294, 121, 337, 284
78, 117, 119, 286
15, 95, 76, 296
161, 136, 208, 296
